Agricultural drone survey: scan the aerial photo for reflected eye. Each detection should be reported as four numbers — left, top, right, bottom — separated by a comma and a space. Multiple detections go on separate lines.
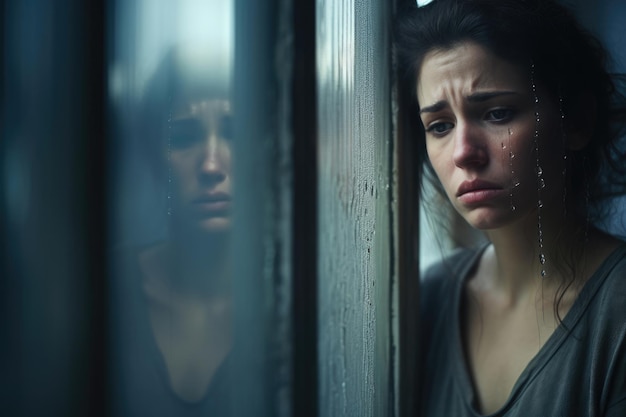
426, 121, 454, 136
485, 108, 514, 123
219, 115, 233, 140
170, 119, 204, 149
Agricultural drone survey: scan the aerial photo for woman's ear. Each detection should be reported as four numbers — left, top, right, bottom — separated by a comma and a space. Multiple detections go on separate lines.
564, 90, 596, 150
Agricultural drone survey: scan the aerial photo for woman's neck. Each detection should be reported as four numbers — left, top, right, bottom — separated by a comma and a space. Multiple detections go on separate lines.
481, 209, 607, 302
168, 233, 231, 297
140, 230, 231, 300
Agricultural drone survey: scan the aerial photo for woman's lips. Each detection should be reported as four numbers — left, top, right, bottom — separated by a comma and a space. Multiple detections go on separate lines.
194, 200, 232, 211
192, 193, 232, 213
456, 180, 505, 205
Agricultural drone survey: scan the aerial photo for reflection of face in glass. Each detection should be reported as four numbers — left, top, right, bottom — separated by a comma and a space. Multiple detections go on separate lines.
168, 98, 233, 234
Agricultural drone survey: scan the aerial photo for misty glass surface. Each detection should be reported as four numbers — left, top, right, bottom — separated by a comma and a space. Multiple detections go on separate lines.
316, 0, 395, 415
108, 1, 236, 415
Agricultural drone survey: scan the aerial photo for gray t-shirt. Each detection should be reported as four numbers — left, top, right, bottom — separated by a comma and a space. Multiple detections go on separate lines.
110, 245, 232, 417
419, 244, 626, 417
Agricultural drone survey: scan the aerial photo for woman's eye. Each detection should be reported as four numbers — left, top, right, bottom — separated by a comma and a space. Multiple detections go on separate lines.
486, 108, 513, 122
170, 132, 200, 148
426, 121, 454, 136
219, 115, 233, 140
170, 120, 204, 149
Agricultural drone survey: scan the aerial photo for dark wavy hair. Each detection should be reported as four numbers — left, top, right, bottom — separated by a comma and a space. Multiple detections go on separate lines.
395, 0, 626, 227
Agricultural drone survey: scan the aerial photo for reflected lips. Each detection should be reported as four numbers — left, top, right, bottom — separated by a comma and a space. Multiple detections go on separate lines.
192, 192, 232, 213
456, 180, 505, 205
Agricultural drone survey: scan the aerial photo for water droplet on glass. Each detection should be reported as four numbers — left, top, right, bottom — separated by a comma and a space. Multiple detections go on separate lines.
541, 269, 547, 278
536, 166, 543, 176
540, 254, 546, 264
539, 178, 546, 189
538, 200, 543, 208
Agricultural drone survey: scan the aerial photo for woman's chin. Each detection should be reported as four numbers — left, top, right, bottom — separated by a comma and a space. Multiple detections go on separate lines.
197, 217, 231, 234
462, 209, 518, 231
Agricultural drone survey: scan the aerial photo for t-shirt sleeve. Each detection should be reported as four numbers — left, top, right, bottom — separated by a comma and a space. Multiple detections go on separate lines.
601, 251, 626, 416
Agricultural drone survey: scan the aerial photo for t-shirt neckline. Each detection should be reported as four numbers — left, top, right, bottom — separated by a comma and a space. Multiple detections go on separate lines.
451, 243, 626, 416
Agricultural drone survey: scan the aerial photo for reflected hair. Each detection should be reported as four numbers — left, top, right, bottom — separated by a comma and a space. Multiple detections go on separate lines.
136, 47, 231, 178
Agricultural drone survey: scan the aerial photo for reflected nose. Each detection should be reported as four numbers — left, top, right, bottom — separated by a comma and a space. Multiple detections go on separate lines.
452, 122, 488, 169
199, 134, 227, 185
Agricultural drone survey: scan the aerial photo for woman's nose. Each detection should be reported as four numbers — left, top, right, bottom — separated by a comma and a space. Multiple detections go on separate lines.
199, 134, 226, 183
452, 123, 488, 169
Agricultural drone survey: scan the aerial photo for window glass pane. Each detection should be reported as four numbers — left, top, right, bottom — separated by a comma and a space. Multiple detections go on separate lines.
317, 0, 395, 415
108, 1, 236, 415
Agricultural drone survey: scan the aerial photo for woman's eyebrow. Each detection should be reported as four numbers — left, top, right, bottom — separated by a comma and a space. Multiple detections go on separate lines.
170, 118, 202, 129
419, 100, 447, 115
419, 91, 519, 115
466, 91, 518, 102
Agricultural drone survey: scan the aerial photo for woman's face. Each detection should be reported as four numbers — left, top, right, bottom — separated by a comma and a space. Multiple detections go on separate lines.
168, 98, 233, 234
417, 42, 564, 230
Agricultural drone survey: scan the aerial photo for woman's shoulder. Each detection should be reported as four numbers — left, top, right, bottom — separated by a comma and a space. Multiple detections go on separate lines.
110, 241, 164, 270
584, 242, 626, 413
422, 246, 485, 288
420, 245, 485, 313
109, 241, 167, 297
592, 242, 626, 311
603, 240, 626, 272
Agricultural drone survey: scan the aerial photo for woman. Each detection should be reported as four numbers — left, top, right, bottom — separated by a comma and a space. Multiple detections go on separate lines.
396, 0, 626, 416
111, 47, 233, 416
